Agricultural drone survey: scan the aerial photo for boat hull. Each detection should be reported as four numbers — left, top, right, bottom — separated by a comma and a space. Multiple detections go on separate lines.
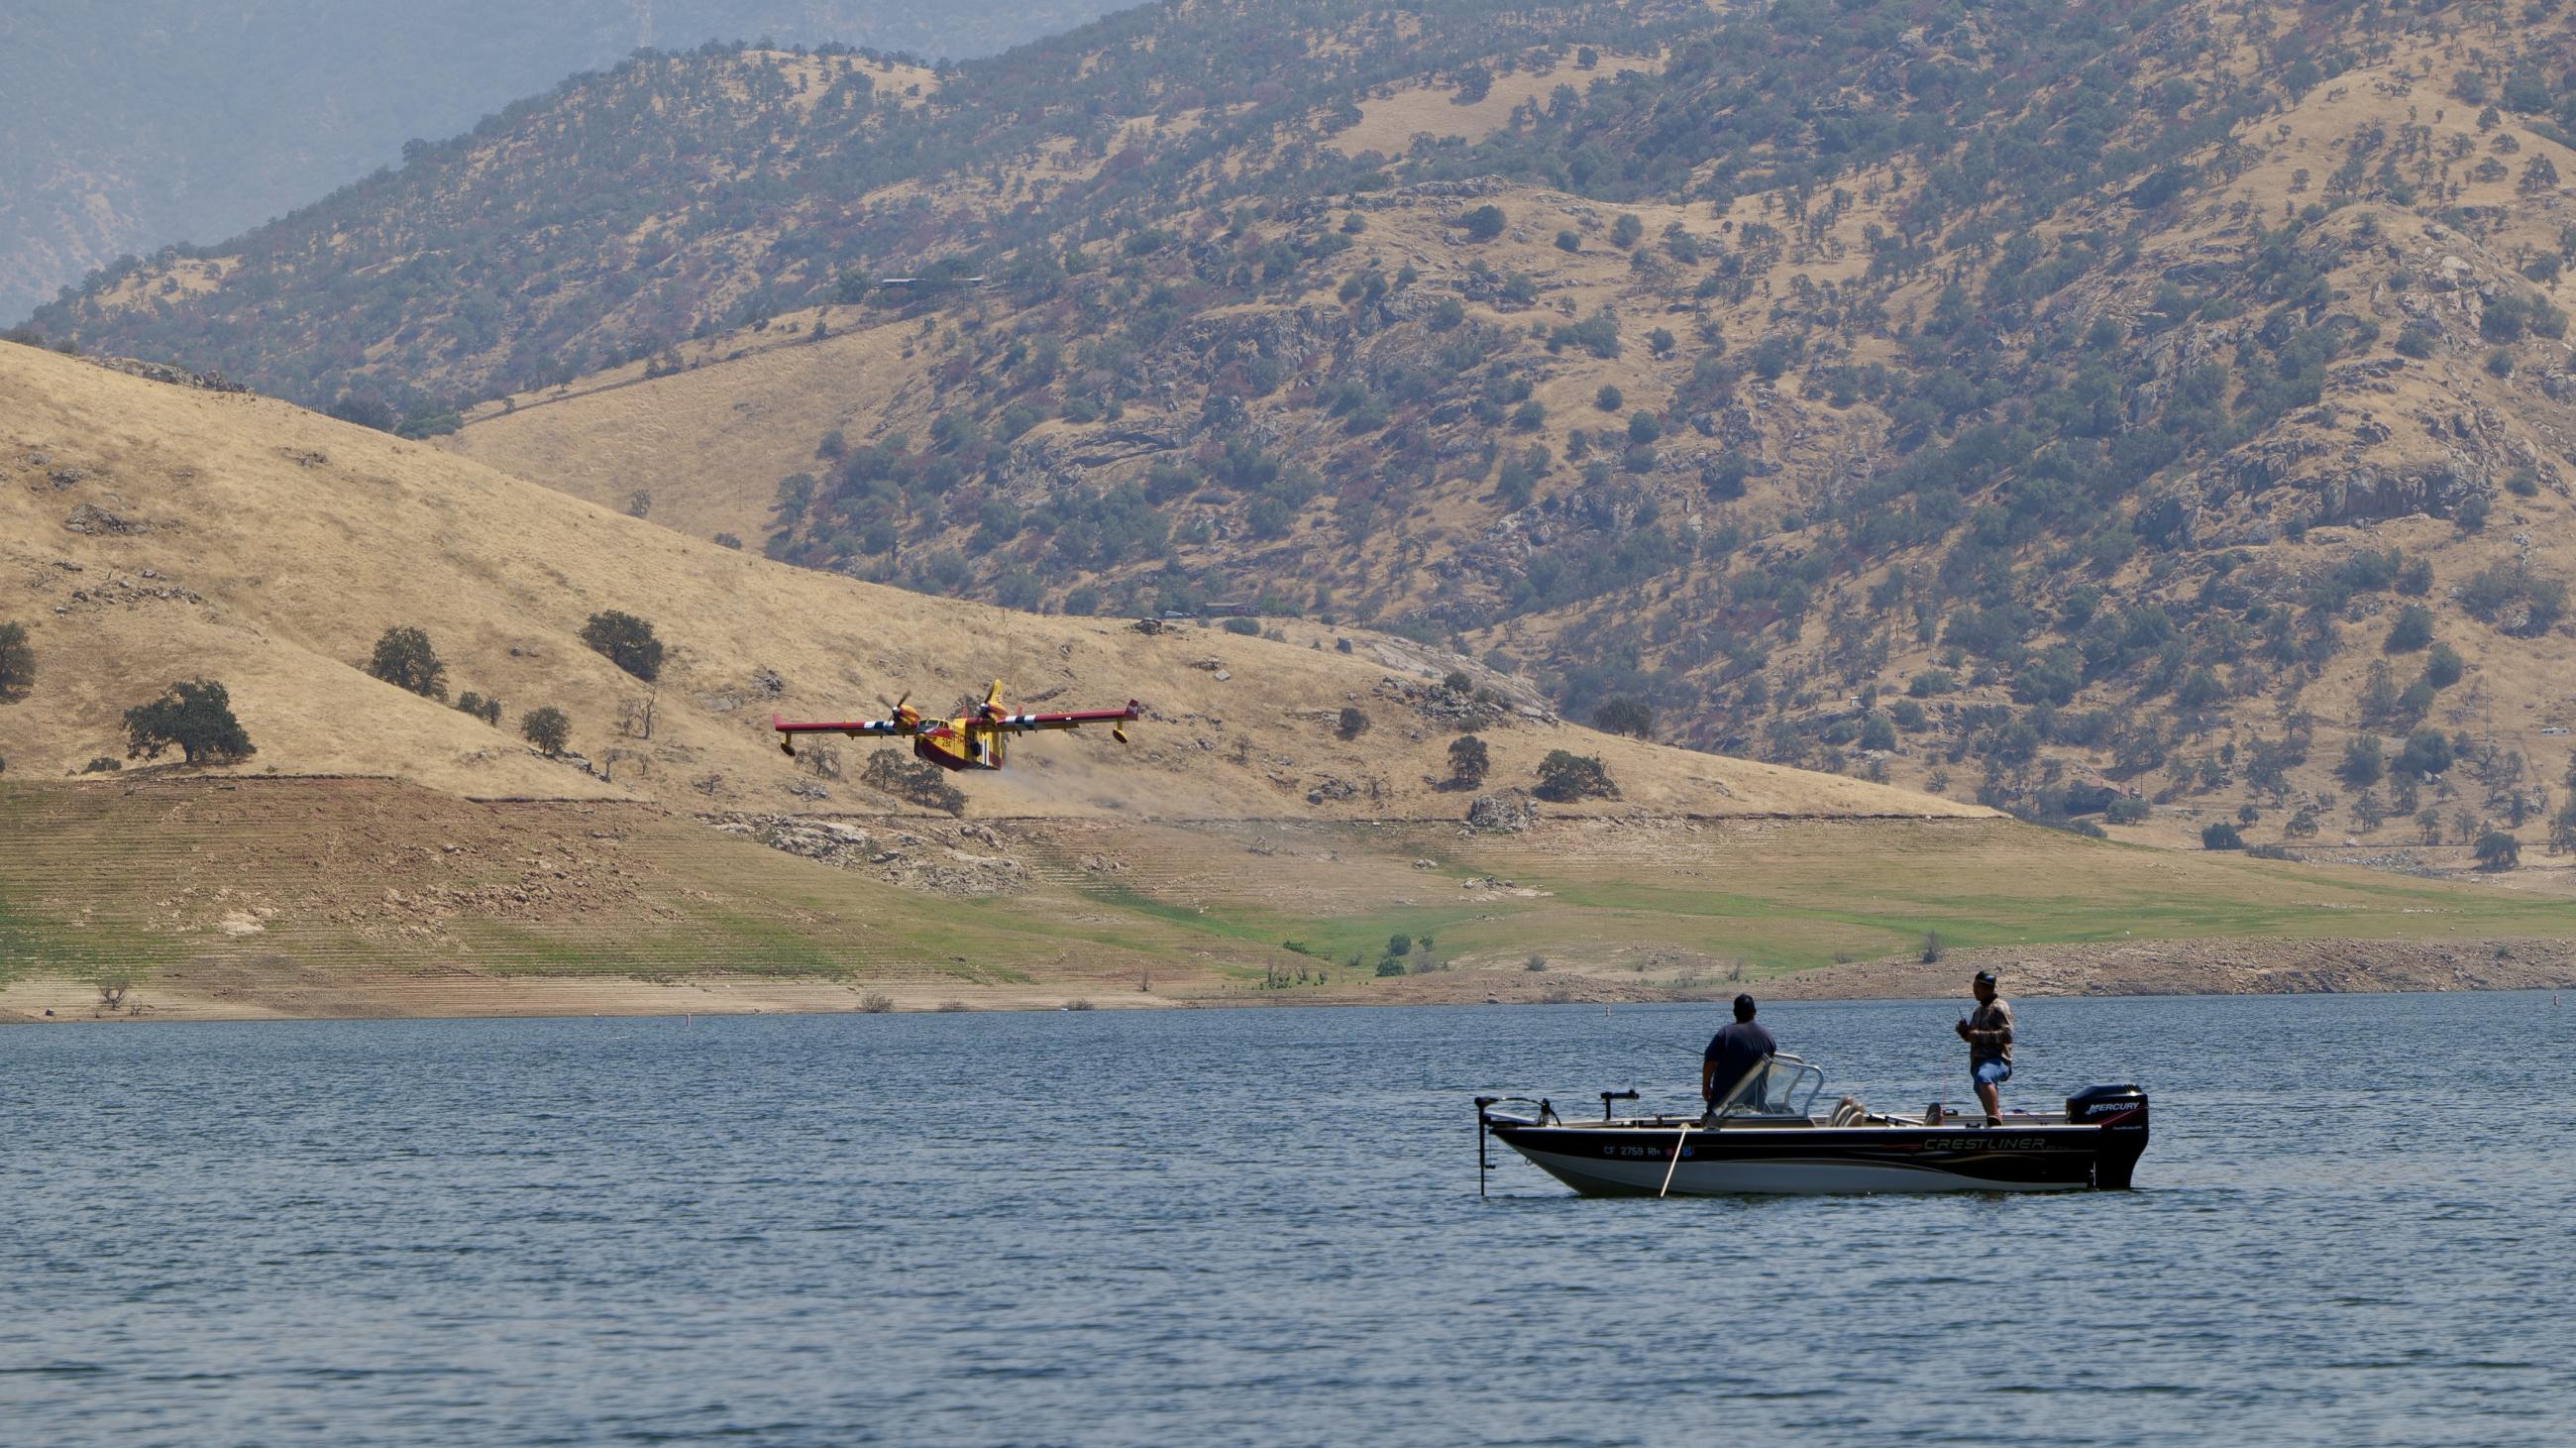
1492, 1122, 2114, 1195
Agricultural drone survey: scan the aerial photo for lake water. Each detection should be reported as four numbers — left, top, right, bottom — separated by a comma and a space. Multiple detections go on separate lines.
5, 992, 2572, 1445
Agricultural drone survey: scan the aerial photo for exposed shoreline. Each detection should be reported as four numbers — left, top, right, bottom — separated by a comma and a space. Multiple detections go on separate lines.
8, 936, 2572, 1024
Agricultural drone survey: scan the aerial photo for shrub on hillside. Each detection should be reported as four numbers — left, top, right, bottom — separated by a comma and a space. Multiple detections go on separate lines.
1460, 205, 1506, 242
0, 620, 33, 702
2200, 823, 2245, 850
520, 706, 571, 755
581, 611, 665, 681
2338, 735, 2385, 787
2384, 606, 2434, 652
124, 679, 255, 766
861, 749, 966, 815
2474, 831, 2521, 871
456, 692, 503, 726
1337, 707, 1368, 740
1533, 749, 1618, 802
366, 625, 447, 700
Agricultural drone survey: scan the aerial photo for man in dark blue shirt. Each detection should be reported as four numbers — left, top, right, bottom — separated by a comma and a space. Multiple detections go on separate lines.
1701, 993, 1777, 1112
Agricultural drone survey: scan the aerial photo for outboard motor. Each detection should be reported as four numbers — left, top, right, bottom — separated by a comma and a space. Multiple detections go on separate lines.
2066, 1084, 2150, 1189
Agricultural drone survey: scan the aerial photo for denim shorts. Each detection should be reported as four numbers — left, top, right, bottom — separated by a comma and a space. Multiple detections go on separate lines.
1973, 1058, 2012, 1088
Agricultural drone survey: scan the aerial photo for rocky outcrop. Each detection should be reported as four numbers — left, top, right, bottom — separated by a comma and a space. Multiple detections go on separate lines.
712, 815, 1031, 896
1464, 790, 1539, 833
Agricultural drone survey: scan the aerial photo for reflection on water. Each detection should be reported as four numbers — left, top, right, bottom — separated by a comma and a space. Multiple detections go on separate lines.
4, 992, 2570, 1444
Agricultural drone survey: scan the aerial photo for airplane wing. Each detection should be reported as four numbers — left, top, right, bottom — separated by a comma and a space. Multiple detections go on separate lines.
978, 701, 1142, 733
772, 713, 917, 754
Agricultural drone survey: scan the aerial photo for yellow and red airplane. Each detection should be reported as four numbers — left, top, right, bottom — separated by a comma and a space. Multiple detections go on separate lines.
775, 679, 1139, 772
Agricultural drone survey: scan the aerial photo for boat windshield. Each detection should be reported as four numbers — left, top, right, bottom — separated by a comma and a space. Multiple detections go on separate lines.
1712, 1053, 1825, 1119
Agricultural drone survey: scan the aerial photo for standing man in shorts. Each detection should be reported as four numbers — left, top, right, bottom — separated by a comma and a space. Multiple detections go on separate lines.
1953, 969, 2013, 1125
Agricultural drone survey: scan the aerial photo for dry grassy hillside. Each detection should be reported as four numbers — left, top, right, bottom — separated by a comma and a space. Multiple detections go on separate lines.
44, 0, 2576, 869
437, 0, 2576, 862
0, 342, 1976, 824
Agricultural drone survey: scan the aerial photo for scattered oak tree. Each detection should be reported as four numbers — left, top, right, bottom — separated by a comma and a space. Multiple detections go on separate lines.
861, 748, 967, 815
1533, 749, 1618, 801
0, 620, 33, 702
520, 706, 572, 756
1593, 697, 1653, 739
366, 625, 447, 700
2474, 831, 2522, 871
124, 679, 256, 766
2393, 728, 2454, 778
581, 611, 665, 682
1447, 734, 1490, 788
455, 692, 503, 725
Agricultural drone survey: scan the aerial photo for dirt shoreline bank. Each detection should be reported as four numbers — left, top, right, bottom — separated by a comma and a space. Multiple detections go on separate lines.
8, 937, 2573, 1024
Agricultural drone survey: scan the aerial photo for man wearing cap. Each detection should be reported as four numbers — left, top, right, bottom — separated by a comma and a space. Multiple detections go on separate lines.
1954, 970, 2014, 1126
1701, 994, 1777, 1114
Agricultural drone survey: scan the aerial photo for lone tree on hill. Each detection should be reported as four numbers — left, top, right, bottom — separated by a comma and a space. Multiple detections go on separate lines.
0, 620, 33, 702
861, 748, 967, 816
2474, 831, 2522, 871
456, 692, 502, 725
2200, 823, 2245, 850
1533, 749, 1618, 802
581, 611, 664, 682
1461, 204, 1506, 242
1593, 697, 1653, 739
366, 625, 447, 700
1447, 734, 1491, 788
520, 706, 572, 756
124, 679, 256, 766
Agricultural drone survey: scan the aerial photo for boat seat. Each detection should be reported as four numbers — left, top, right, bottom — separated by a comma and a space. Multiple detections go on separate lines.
1828, 1095, 1870, 1128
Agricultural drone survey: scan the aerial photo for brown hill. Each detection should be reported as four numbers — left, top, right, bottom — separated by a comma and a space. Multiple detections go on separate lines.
0, 340, 1973, 824
10, 346, 2576, 1020
433, 2, 2576, 857
38, 0, 2576, 863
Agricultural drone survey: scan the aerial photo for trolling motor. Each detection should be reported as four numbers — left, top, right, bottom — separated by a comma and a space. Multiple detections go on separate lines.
1474, 1095, 1558, 1197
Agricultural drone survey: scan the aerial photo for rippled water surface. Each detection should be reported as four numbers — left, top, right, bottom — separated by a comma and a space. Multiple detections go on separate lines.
6, 993, 2573, 1444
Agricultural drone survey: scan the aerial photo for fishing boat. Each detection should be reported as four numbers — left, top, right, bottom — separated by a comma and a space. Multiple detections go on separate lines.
1475, 1055, 2148, 1196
